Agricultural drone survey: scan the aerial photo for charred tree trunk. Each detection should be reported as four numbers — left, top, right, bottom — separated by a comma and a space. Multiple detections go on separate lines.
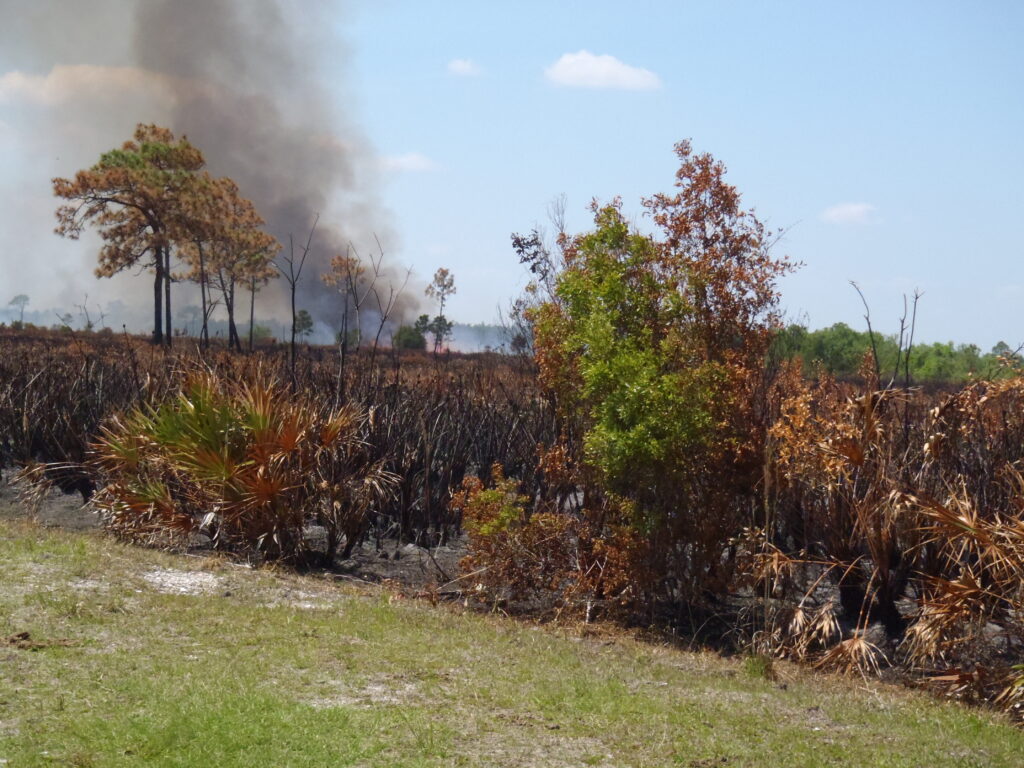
335, 293, 350, 407
152, 248, 164, 345
226, 277, 242, 352
289, 273, 297, 380
164, 246, 173, 347
248, 276, 257, 351
198, 244, 210, 348
837, 570, 908, 638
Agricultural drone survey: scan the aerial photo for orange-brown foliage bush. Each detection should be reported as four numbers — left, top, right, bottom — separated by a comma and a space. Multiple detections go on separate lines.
759, 361, 1024, 713
453, 459, 646, 618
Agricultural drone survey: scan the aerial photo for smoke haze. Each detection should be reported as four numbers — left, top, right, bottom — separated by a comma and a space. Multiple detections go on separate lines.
0, 0, 420, 337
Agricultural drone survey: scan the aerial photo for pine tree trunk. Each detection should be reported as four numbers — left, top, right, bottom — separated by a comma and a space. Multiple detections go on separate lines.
226, 277, 241, 351
164, 247, 173, 347
152, 249, 164, 345
198, 244, 209, 348
248, 277, 256, 351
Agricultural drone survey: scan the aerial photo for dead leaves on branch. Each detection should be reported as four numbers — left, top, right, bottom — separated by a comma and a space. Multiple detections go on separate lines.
760, 370, 1024, 715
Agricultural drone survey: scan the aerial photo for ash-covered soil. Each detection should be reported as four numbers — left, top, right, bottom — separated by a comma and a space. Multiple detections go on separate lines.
0, 468, 466, 591
326, 533, 466, 590
0, 469, 96, 530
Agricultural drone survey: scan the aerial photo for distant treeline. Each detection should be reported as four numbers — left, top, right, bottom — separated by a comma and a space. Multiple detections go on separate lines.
773, 322, 1020, 383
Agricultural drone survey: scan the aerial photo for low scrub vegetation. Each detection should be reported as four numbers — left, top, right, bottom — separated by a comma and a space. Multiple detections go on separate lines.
759, 366, 1024, 708
89, 372, 395, 563
4, 139, 1024, 725
0, 332, 552, 549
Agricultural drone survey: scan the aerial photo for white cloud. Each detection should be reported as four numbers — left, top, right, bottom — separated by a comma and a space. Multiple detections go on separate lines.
544, 50, 661, 91
381, 152, 436, 173
820, 202, 877, 225
447, 58, 480, 77
0, 65, 175, 106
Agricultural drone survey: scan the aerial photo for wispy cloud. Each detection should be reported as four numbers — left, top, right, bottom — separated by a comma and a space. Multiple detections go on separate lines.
447, 58, 480, 77
381, 152, 437, 173
820, 202, 876, 225
544, 50, 661, 91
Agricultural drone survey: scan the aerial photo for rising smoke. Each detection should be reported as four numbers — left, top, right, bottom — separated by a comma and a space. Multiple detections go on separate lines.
0, 0, 422, 338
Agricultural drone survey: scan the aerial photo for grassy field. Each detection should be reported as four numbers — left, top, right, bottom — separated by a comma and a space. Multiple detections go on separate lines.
1, 518, 1022, 767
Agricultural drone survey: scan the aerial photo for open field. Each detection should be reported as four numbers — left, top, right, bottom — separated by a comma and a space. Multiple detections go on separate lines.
2, 505, 1023, 767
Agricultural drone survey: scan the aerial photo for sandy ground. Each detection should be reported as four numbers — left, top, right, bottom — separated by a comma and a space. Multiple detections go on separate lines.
0, 467, 466, 590
0, 468, 97, 531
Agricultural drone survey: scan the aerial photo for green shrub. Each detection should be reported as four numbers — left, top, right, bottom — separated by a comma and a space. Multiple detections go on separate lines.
531, 141, 793, 604
89, 372, 396, 562
392, 324, 427, 351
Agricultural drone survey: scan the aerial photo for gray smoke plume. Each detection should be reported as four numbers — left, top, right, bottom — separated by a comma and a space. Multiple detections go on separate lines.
0, 0, 421, 337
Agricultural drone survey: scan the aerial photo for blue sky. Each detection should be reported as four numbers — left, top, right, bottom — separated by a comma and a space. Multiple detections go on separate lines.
1, 1, 1022, 348
341, 1, 1024, 347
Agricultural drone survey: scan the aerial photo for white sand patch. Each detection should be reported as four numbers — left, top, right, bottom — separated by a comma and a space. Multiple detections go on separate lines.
70, 578, 105, 591
292, 600, 328, 610
267, 589, 336, 610
306, 677, 419, 709
143, 568, 221, 595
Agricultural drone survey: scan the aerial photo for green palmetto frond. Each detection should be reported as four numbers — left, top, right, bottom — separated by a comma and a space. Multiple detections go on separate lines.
239, 380, 276, 440
177, 445, 242, 484
92, 417, 148, 472
87, 367, 394, 563
320, 406, 362, 448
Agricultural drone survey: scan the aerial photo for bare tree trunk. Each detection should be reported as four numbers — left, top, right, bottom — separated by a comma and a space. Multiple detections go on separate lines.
164, 247, 173, 347
198, 244, 210, 348
152, 248, 164, 345
335, 294, 348, 407
369, 267, 412, 371
273, 216, 317, 391
420, 416, 431, 545
248, 276, 257, 351
215, 269, 240, 352
289, 270, 297, 378
226, 277, 241, 351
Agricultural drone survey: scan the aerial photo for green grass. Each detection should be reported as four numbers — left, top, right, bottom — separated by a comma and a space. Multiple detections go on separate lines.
1, 519, 1022, 767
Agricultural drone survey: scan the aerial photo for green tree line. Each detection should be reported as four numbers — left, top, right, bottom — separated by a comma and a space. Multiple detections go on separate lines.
773, 322, 1019, 384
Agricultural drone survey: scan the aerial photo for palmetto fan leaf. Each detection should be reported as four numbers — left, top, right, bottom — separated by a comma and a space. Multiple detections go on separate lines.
234, 463, 295, 507
88, 370, 395, 563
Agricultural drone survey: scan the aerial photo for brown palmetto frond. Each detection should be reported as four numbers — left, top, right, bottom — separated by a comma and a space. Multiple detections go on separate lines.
815, 633, 887, 677
83, 367, 398, 563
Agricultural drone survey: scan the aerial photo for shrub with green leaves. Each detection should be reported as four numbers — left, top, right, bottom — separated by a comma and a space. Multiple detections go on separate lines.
89, 372, 396, 562
392, 323, 427, 351
550, 205, 724, 503
453, 464, 580, 606
531, 142, 793, 604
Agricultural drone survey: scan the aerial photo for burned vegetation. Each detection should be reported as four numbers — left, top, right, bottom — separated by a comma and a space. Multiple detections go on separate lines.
4, 136, 1024, 722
